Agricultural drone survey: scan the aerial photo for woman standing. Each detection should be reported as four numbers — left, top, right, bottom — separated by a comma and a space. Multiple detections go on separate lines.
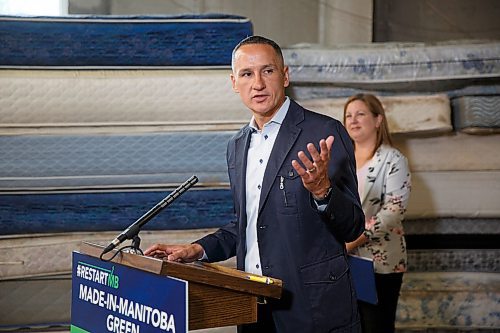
343, 94, 411, 333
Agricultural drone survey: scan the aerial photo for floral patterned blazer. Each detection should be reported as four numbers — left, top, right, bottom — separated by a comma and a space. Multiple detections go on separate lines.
354, 144, 411, 274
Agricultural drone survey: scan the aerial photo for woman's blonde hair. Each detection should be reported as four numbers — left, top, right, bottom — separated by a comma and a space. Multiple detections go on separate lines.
343, 93, 393, 157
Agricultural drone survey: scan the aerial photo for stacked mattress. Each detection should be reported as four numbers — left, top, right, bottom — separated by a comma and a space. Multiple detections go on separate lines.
284, 40, 500, 90
283, 41, 500, 330
284, 41, 500, 222
0, 14, 252, 67
0, 14, 251, 330
1, 14, 499, 330
0, 229, 235, 328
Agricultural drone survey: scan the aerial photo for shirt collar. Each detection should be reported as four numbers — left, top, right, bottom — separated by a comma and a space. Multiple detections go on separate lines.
249, 96, 290, 131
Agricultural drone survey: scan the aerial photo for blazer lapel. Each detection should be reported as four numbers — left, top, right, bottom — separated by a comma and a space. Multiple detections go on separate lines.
234, 126, 254, 226
258, 102, 303, 215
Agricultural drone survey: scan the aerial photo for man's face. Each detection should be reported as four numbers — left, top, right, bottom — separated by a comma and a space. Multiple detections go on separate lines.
230, 43, 289, 125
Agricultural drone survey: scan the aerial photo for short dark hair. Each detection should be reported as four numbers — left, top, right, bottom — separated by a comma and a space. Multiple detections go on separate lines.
231, 35, 284, 68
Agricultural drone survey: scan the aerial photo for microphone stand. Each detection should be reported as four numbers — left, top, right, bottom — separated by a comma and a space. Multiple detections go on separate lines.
100, 175, 199, 258
128, 235, 142, 255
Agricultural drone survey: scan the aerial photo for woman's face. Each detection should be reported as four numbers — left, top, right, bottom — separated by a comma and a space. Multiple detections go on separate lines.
344, 100, 381, 144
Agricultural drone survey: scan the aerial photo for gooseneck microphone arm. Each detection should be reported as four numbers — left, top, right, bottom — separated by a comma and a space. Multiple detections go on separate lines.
100, 175, 199, 256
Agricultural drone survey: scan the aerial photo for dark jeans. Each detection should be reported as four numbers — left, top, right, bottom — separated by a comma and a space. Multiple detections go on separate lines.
358, 272, 403, 333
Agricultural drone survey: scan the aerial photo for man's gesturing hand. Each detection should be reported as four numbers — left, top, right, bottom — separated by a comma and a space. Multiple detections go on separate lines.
291, 136, 334, 200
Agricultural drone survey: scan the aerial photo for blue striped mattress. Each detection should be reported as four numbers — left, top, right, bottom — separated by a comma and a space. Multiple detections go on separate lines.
0, 132, 233, 190
2, 132, 500, 235
0, 14, 252, 67
2, 172, 500, 234
0, 189, 233, 235
0, 131, 235, 235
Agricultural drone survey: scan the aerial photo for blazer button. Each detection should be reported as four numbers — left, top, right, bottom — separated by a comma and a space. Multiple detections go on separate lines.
329, 273, 337, 281
258, 225, 267, 229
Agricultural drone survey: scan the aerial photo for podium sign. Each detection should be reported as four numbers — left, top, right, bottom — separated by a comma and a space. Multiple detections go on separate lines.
71, 252, 188, 333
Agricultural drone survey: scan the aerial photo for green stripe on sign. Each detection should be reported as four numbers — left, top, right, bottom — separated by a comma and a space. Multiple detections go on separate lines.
70, 325, 90, 333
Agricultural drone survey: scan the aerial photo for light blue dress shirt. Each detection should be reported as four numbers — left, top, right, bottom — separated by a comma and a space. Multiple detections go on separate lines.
244, 97, 290, 275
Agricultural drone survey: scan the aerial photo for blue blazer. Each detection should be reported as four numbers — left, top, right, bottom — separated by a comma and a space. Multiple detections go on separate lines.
196, 99, 364, 332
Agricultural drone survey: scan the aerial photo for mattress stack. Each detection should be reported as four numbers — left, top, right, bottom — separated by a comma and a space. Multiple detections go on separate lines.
0, 14, 251, 330
1, 15, 499, 330
284, 41, 500, 330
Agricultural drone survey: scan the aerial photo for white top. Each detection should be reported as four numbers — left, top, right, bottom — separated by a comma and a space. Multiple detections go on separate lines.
356, 162, 369, 201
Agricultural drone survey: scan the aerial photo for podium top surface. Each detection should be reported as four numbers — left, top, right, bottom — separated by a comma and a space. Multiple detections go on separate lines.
79, 241, 282, 299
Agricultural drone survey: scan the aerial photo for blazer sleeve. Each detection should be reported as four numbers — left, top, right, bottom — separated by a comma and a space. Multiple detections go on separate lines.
320, 120, 365, 242
194, 223, 238, 262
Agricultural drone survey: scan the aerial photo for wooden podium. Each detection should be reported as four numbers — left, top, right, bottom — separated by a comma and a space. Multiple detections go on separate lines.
80, 242, 282, 330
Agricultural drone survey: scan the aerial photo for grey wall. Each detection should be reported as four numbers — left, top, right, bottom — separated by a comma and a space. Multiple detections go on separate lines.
374, 0, 500, 42
320, 0, 373, 45
69, 0, 500, 45
68, 0, 373, 46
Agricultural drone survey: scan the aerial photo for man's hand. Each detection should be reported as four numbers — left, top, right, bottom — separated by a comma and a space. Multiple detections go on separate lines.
292, 136, 334, 199
144, 243, 204, 263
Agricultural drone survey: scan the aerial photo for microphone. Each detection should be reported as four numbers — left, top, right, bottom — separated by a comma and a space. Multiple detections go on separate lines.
101, 175, 199, 256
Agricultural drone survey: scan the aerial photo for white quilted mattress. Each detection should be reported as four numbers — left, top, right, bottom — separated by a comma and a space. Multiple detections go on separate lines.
0, 274, 71, 327
0, 230, 235, 329
0, 229, 223, 279
300, 94, 452, 134
394, 133, 500, 172
0, 69, 248, 134
407, 171, 500, 219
